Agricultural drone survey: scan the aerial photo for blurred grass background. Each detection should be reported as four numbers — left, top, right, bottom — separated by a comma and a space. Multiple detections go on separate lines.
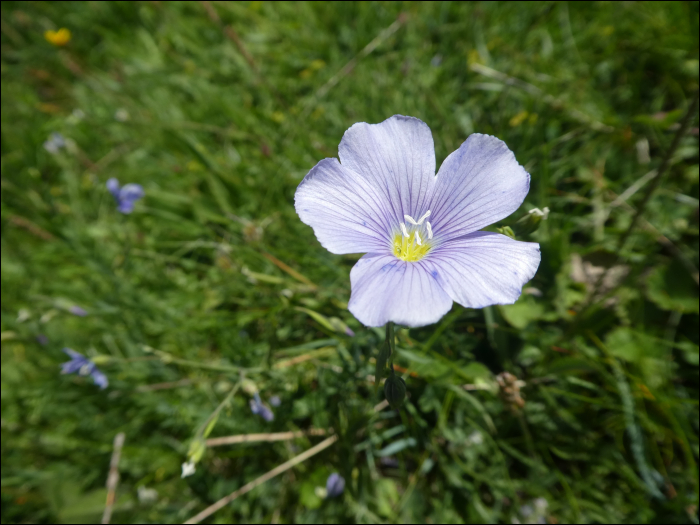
1, 1, 698, 523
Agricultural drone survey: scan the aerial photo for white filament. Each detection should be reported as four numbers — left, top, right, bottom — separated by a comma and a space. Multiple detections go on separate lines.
400, 222, 410, 238
404, 214, 418, 225
414, 232, 422, 246
417, 210, 431, 224
426, 221, 433, 239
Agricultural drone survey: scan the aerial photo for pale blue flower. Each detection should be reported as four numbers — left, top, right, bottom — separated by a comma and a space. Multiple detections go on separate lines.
60, 348, 108, 389
69, 305, 88, 316
250, 392, 274, 421
326, 473, 345, 498
269, 395, 281, 407
43, 132, 66, 154
107, 178, 144, 214
295, 115, 540, 327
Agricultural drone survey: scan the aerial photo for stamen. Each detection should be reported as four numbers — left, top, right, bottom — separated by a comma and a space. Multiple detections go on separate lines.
404, 214, 418, 225
414, 232, 422, 246
400, 223, 409, 238
426, 221, 433, 239
417, 210, 431, 224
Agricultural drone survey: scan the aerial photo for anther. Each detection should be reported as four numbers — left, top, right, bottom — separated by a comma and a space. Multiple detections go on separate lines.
426, 221, 433, 239
400, 223, 409, 238
414, 232, 422, 246
404, 214, 418, 225
417, 210, 431, 224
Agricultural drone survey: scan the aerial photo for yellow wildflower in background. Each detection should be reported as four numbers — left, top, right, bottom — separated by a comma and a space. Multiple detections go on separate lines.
44, 28, 71, 46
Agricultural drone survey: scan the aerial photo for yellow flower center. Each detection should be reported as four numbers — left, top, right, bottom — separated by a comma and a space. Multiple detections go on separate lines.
392, 211, 434, 262
393, 231, 431, 262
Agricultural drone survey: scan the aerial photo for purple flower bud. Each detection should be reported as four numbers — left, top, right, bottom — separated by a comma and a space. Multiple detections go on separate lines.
69, 305, 88, 316
326, 473, 345, 498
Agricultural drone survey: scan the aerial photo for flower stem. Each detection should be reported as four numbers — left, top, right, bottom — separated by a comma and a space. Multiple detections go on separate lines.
386, 322, 395, 376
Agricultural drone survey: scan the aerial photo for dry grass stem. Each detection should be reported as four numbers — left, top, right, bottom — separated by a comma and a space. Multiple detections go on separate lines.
184, 435, 339, 524
206, 428, 329, 447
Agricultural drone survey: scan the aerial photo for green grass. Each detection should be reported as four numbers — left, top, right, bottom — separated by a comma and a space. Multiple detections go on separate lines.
1, 1, 698, 523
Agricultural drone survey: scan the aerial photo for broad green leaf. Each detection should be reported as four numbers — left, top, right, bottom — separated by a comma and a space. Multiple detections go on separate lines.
645, 260, 699, 313
499, 295, 545, 329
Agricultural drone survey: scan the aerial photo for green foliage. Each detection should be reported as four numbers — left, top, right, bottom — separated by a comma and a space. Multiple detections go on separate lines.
1, 1, 698, 523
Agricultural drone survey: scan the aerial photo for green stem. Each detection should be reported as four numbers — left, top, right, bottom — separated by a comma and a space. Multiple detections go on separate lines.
196, 380, 242, 438
387, 322, 395, 375
148, 347, 262, 374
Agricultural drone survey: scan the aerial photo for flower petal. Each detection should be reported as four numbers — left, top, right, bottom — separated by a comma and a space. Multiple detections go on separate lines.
106, 178, 121, 198
62, 348, 85, 360
90, 368, 109, 389
60, 359, 85, 375
429, 134, 530, 240
119, 183, 144, 203
338, 115, 436, 224
348, 254, 452, 327
295, 158, 395, 254
423, 232, 540, 308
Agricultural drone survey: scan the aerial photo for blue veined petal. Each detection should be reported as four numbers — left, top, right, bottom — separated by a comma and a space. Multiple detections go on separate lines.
338, 115, 436, 225
423, 232, 540, 308
428, 134, 530, 241
295, 158, 396, 254
348, 254, 452, 328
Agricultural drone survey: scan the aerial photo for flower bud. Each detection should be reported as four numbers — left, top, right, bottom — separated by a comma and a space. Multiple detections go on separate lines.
187, 437, 206, 463
512, 207, 549, 236
384, 375, 406, 409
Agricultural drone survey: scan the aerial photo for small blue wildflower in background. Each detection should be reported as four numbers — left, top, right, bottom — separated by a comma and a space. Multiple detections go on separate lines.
43, 132, 66, 154
60, 348, 108, 389
107, 178, 144, 214
326, 473, 345, 498
269, 395, 281, 407
68, 305, 88, 316
249, 392, 274, 421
